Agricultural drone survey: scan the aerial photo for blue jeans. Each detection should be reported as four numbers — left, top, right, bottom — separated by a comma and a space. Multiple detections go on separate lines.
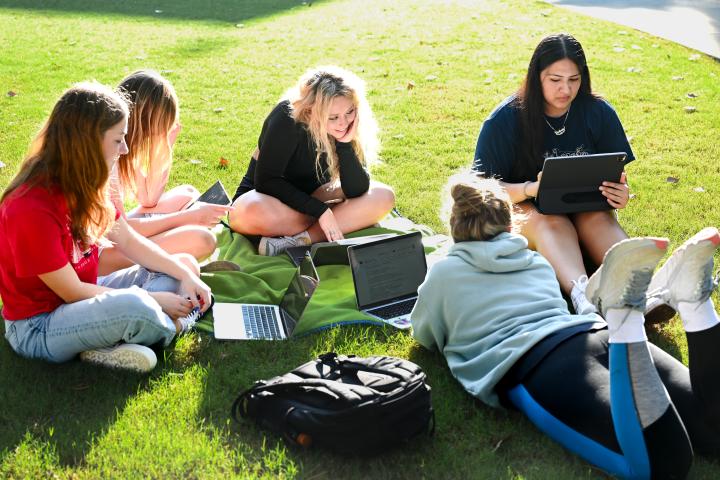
3, 266, 178, 363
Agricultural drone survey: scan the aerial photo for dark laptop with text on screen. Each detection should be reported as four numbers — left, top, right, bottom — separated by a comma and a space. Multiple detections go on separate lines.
213, 254, 319, 340
347, 232, 427, 330
535, 152, 628, 215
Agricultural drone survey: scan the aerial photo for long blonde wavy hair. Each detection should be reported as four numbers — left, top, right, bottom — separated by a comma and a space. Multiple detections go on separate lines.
1, 82, 128, 248
116, 69, 178, 196
285, 66, 379, 183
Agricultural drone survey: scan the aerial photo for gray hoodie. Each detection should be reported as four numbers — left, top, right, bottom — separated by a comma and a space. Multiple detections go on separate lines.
411, 232, 599, 407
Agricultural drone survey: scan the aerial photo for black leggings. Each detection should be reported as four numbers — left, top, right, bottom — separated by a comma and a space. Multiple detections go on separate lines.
504, 325, 720, 479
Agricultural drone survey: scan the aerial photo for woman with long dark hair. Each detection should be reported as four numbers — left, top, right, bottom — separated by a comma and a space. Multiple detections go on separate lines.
473, 33, 635, 316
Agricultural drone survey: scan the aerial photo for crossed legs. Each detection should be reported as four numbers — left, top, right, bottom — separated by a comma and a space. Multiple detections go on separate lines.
228, 181, 395, 243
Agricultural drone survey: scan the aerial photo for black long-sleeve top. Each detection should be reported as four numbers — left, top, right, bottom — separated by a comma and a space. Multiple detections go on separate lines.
239, 100, 370, 219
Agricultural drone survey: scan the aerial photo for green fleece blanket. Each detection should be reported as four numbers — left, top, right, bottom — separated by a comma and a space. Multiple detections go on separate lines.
196, 216, 449, 337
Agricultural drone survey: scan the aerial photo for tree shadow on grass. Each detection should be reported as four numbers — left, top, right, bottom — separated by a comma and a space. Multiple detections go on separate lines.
0, 0, 329, 24
0, 338, 157, 468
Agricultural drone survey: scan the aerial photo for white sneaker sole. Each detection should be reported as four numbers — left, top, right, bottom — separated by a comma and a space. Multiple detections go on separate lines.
80, 344, 157, 373
646, 227, 720, 318
587, 237, 669, 315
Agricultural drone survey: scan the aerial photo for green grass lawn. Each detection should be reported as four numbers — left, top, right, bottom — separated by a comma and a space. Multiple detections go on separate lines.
1, 0, 719, 478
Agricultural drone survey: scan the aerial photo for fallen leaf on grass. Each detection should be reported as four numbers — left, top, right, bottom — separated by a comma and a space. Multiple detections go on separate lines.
213, 107, 225, 113
406, 81, 415, 90
672, 75, 684, 81
613, 47, 625, 53
425, 75, 438, 81
666, 176, 679, 184
491, 435, 511, 453
684, 106, 696, 113
693, 186, 705, 192
689, 54, 701, 61
7, 90, 17, 97
218, 157, 229, 168
189, 159, 202, 165
686, 92, 699, 98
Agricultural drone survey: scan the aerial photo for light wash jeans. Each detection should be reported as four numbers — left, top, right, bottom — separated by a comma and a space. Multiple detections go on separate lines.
3, 266, 178, 363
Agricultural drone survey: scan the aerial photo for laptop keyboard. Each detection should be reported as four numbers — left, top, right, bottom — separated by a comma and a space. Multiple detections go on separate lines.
242, 305, 282, 339
368, 298, 416, 320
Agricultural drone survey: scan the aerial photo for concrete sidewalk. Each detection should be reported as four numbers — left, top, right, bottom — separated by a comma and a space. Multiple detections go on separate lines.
545, 0, 720, 59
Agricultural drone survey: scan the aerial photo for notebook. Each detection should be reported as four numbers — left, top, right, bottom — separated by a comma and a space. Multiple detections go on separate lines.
213, 254, 319, 340
347, 232, 427, 329
286, 234, 397, 267
535, 152, 627, 214
190, 180, 231, 208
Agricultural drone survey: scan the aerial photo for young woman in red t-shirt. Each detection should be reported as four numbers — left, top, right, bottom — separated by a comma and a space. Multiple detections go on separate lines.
0, 82, 211, 372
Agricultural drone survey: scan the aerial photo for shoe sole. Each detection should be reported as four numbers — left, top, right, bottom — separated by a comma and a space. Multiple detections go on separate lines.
200, 260, 243, 273
587, 237, 669, 315
645, 227, 720, 318
80, 345, 157, 373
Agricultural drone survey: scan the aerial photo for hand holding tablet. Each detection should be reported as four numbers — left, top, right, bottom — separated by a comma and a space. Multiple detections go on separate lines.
535, 152, 628, 214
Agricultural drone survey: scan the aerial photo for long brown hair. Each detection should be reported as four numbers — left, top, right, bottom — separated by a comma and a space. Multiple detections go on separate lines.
116, 69, 178, 196
1, 82, 129, 248
285, 66, 379, 183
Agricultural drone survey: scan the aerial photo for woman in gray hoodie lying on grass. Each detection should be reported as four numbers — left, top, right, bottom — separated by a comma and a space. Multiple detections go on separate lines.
410, 172, 720, 479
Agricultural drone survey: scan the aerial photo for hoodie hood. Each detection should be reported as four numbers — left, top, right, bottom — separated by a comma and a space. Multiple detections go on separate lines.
448, 232, 535, 274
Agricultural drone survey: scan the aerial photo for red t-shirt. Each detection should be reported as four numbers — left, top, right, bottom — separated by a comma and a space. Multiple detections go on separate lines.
0, 184, 100, 320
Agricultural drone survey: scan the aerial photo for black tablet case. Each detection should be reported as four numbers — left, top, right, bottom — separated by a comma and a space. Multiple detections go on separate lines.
536, 152, 627, 214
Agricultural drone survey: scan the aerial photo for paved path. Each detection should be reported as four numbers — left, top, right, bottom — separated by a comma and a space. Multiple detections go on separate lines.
545, 0, 720, 59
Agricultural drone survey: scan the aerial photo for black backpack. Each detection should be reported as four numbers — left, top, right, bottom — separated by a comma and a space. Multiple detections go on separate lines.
231, 352, 435, 455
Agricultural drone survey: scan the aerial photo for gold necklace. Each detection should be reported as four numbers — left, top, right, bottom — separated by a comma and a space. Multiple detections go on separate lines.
544, 105, 570, 136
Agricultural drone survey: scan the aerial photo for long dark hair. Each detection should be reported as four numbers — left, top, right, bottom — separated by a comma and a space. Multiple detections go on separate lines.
513, 33, 597, 181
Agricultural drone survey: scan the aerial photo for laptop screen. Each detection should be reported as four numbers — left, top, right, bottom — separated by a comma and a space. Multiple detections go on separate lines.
348, 232, 427, 310
279, 254, 319, 334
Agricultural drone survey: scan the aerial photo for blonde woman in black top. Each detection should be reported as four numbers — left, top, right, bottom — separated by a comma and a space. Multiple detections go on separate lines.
229, 66, 395, 255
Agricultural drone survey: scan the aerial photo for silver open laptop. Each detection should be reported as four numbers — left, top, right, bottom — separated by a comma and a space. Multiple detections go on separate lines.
213, 254, 319, 340
347, 232, 427, 329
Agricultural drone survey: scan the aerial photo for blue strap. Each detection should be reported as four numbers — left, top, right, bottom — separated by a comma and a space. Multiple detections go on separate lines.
508, 377, 649, 479
609, 343, 651, 479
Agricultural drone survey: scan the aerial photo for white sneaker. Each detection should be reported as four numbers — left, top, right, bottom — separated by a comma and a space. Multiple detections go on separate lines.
177, 307, 200, 334
586, 237, 669, 316
570, 275, 598, 314
80, 344, 157, 373
258, 231, 311, 256
645, 227, 720, 316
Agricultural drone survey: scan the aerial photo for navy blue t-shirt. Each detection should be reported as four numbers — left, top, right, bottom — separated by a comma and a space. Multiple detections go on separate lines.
473, 94, 635, 183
